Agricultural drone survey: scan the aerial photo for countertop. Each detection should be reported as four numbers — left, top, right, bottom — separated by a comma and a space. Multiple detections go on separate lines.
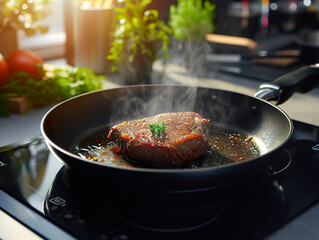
1, 58, 319, 239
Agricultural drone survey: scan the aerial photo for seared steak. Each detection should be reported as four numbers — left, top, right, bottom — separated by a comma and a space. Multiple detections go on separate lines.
107, 112, 210, 166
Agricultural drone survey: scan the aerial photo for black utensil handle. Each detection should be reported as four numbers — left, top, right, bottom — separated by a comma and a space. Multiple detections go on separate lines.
273, 64, 319, 104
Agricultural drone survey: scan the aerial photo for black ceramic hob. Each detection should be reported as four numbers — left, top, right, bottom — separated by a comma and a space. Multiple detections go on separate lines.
1, 120, 319, 240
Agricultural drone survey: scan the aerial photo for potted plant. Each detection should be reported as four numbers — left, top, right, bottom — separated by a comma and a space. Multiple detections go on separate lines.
169, 0, 215, 41
107, 0, 172, 85
168, 0, 215, 73
0, 0, 52, 58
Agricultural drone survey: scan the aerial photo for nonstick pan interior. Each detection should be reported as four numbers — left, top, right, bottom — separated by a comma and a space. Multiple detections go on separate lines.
41, 85, 292, 190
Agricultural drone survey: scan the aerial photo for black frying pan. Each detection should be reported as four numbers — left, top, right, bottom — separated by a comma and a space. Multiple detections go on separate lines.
41, 65, 319, 192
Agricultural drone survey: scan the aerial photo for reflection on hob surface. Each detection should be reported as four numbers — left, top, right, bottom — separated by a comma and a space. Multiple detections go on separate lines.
1, 120, 319, 240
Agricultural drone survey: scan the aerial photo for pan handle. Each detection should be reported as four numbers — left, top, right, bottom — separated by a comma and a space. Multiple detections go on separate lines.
254, 64, 319, 105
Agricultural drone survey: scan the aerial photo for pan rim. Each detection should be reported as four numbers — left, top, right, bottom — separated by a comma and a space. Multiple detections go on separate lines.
40, 84, 294, 174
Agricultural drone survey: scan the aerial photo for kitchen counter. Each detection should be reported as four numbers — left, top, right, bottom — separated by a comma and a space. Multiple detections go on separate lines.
1, 58, 319, 240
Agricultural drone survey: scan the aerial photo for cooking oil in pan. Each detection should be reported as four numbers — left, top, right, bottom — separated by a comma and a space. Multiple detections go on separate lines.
72, 126, 260, 169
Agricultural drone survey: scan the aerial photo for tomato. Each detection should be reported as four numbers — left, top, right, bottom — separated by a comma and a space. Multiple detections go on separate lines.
0, 54, 9, 87
7, 50, 44, 79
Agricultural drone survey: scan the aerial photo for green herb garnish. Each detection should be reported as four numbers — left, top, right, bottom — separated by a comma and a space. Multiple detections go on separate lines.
149, 120, 167, 138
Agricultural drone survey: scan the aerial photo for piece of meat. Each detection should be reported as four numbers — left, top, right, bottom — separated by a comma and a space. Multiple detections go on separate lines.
107, 112, 210, 166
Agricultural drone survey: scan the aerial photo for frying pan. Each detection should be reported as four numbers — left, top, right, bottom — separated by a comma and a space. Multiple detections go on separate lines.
41, 65, 319, 192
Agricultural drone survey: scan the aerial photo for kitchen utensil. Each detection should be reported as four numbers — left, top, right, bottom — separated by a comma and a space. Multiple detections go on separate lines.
207, 50, 299, 62
41, 65, 319, 192
205, 34, 257, 53
206, 50, 300, 67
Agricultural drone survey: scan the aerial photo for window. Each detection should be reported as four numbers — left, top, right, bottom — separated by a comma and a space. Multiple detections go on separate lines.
18, 0, 65, 60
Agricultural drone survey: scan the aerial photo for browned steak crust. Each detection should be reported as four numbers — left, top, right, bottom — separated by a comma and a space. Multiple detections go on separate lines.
107, 112, 210, 165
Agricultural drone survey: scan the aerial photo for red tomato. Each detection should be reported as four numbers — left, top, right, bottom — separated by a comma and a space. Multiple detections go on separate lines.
7, 50, 44, 79
0, 54, 9, 87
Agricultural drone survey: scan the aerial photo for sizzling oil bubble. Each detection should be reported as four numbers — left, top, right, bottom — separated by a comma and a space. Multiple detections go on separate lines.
74, 142, 131, 167
251, 137, 268, 154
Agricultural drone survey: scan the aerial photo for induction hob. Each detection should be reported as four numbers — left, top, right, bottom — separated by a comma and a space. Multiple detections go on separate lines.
1, 120, 319, 240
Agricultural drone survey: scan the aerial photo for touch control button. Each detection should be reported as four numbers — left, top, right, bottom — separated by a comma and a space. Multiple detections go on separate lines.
0, 161, 6, 167
49, 196, 66, 206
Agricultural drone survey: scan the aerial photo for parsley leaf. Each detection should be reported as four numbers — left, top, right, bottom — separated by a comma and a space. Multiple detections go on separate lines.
149, 120, 167, 138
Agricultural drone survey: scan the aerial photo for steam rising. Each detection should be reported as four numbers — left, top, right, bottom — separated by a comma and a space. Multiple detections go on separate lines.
100, 40, 222, 124
101, 36, 241, 127
102, 86, 201, 125
167, 39, 218, 80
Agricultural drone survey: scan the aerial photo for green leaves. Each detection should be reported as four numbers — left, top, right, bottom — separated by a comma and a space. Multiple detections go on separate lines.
107, 0, 172, 72
140, 0, 152, 8
51, 67, 103, 99
149, 120, 167, 138
0, 67, 104, 117
0, 0, 53, 35
169, 0, 215, 41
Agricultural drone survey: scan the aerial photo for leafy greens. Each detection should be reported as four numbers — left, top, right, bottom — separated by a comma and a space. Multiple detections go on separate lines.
0, 67, 104, 117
